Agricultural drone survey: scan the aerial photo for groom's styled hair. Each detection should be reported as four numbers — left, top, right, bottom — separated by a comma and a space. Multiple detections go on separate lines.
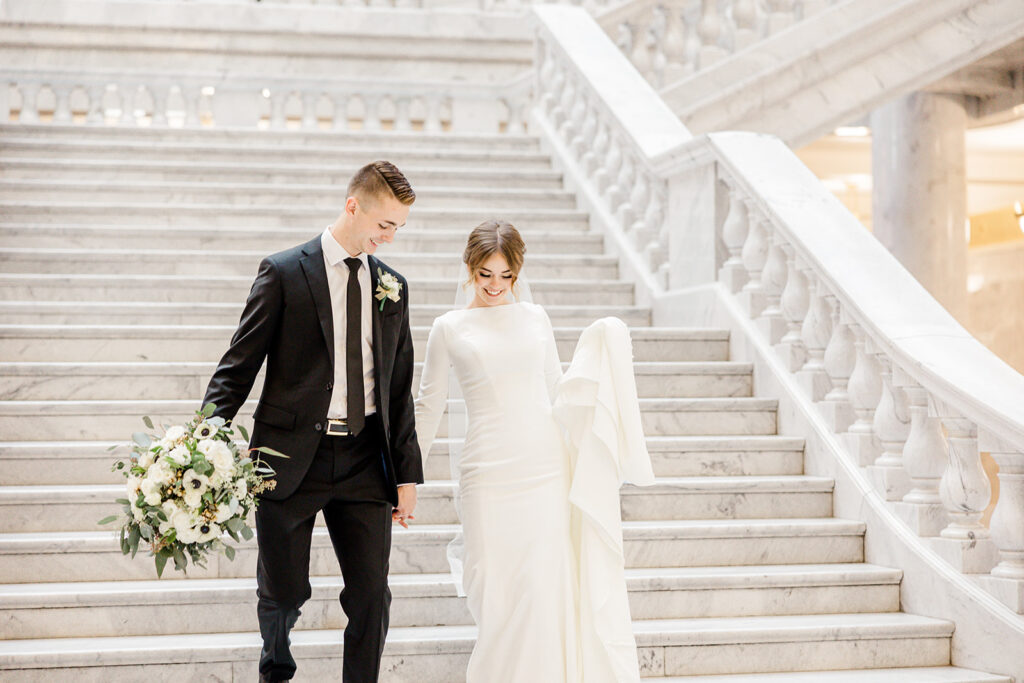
348, 160, 416, 207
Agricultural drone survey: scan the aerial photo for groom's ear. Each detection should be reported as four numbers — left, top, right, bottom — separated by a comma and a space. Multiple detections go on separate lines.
344, 196, 359, 216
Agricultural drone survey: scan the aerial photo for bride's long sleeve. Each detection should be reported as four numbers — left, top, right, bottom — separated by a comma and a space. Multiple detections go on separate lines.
539, 305, 563, 401
414, 315, 450, 468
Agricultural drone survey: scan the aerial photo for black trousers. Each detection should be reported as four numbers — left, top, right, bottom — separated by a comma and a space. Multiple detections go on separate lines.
255, 414, 393, 682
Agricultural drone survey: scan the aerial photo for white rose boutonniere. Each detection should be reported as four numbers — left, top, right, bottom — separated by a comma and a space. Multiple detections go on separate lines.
374, 268, 402, 312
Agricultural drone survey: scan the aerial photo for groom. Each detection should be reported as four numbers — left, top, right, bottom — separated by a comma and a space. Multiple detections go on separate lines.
201, 161, 424, 682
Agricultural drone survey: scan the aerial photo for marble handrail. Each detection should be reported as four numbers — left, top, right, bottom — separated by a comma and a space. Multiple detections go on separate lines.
532, 3, 1024, 621
1, 70, 532, 134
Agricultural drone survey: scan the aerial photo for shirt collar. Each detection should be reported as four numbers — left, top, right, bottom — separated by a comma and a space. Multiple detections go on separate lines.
322, 226, 370, 271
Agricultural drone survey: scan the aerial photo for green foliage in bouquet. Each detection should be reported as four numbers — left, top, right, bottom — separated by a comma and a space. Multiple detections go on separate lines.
99, 402, 288, 578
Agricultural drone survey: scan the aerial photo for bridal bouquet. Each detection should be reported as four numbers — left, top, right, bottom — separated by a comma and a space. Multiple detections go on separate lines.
99, 402, 286, 577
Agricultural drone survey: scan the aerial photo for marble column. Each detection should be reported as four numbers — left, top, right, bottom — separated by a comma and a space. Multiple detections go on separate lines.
870, 92, 968, 321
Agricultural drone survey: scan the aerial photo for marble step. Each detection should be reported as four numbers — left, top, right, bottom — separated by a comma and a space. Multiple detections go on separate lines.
0, 436, 806, 486
0, 202, 590, 230
0, 396, 777, 440
0, 180, 581, 211
0, 476, 832, 532
0, 360, 752, 401
0, 325, 727, 363
0, 137, 556, 170
0, 124, 544, 152
0, 300, 651, 329
0, 274, 633, 306
0, 224, 603, 253
0, 519, 866, 583
658, 668, 1013, 683
0, 612, 953, 679
0, 247, 617, 280
0, 158, 566, 189
0, 564, 901, 639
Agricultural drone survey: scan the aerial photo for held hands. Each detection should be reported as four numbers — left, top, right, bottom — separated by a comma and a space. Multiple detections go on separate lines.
393, 484, 417, 529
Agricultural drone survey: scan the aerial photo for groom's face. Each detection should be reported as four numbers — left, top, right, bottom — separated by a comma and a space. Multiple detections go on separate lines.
348, 193, 410, 256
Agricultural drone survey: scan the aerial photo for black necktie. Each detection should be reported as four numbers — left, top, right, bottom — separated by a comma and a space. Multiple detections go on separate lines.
344, 257, 365, 436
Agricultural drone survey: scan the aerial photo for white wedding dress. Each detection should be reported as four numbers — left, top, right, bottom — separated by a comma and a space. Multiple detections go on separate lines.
414, 301, 653, 683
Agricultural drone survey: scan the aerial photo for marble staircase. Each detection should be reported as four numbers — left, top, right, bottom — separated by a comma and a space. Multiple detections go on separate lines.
0, 124, 1011, 682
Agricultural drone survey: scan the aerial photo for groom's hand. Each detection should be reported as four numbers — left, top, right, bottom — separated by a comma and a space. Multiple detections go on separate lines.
393, 484, 417, 529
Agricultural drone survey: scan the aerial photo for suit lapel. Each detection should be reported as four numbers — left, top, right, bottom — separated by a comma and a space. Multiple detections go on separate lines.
299, 239, 335, 372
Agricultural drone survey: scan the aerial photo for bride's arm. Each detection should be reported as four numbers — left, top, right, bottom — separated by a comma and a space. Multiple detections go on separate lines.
414, 315, 451, 468
540, 305, 563, 400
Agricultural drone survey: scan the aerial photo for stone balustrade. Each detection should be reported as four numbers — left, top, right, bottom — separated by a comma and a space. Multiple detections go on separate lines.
1, 71, 531, 134
531, 5, 1024, 646
596, 0, 844, 87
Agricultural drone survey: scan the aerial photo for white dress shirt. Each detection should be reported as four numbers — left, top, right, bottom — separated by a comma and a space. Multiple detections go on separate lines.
321, 227, 376, 421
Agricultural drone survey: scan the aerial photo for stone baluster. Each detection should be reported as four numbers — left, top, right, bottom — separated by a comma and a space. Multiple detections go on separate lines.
718, 193, 750, 293
394, 97, 412, 132
364, 95, 382, 131
629, 20, 653, 82
733, 0, 760, 49
120, 85, 137, 126
697, 0, 727, 68
270, 91, 287, 130
554, 73, 575, 133
894, 379, 949, 536
19, 82, 40, 123
797, 271, 832, 401
614, 22, 633, 66
626, 171, 650, 246
661, 2, 688, 83
767, 0, 796, 33
86, 85, 105, 124
508, 93, 530, 135
682, 5, 701, 74
566, 91, 589, 158
611, 154, 635, 221
184, 87, 201, 128
643, 182, 667, 271
867, 354, 912, 500
301, 92, 318, 129
151, 87, 168, 127
332, 94, 348, 130
53, 84, 73, 124
537, 44, 558, 116
582, 120, 607, 177
596, 137, 622, 196
820, 296, 856, 433
425, 96, 442, 133
844, 326, 882, 465
647, 22, 667, 88
928, 402, 997, 573
739, 214, 770, 317
758, 230, 789, 344
979, 430, 1024, 613
778, 246, 810, 371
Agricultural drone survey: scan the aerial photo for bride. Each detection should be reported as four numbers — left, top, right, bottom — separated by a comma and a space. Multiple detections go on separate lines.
413, 219, 654, 682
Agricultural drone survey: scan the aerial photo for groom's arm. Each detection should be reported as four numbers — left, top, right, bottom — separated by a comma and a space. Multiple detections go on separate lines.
202, 256, 283, 422
389, 274, 425, 486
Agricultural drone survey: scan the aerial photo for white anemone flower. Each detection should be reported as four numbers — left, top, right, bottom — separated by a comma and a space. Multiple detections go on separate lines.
193, 421, 216, 439
140, 478, 163, 507
213, 503, 233, 524
126, 474, 143, 498
206, 441, 234, 474
182, 470, 210, 496
171, 509, 199, 543
137, 450, 156, 469
195, 521, 221, 544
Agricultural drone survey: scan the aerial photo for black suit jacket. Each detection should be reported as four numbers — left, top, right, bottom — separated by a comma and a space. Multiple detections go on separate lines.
202, 234, 424, 504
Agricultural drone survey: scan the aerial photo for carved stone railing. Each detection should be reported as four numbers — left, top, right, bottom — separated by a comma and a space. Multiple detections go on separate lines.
1, 70, 532, 134
596, 0, 844, 87
533, 4, 1023, 675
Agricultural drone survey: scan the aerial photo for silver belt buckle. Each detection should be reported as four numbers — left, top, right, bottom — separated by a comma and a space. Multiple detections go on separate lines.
326, 419, 350, 436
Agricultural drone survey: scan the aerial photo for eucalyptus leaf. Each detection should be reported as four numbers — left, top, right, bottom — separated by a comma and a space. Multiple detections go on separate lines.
142, 416, 154, 429
140, 523, 154, 541
237, 424, 250, 441
224, 544, 236, 561
202, 403, 216, 418
253, 446, 289, 459
132, 432, 151, 448
240, 525, 254, 541
225, 517, 245, 533
128, 526, 141, 559
97, 515, 118, 526
172, 546, 187, 571
114, 498, 129, 505
155, 552, 168, 578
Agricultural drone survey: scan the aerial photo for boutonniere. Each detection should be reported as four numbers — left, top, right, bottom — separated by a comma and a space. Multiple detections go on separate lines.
374, 268, 403, 312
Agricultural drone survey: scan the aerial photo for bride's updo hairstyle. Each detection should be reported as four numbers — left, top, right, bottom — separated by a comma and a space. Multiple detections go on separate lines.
462, 219, 527, 301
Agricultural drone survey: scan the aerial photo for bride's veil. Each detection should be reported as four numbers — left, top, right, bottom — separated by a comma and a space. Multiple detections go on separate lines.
446, 266, 534, 596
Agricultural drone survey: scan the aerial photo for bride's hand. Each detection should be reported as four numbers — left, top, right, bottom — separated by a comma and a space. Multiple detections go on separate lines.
393, 484, 417, 529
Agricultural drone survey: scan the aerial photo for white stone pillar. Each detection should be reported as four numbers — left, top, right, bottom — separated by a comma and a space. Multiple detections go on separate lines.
871, 92, 968, 321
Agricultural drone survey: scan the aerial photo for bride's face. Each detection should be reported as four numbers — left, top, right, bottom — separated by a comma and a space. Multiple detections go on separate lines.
470, 252, 515, 307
